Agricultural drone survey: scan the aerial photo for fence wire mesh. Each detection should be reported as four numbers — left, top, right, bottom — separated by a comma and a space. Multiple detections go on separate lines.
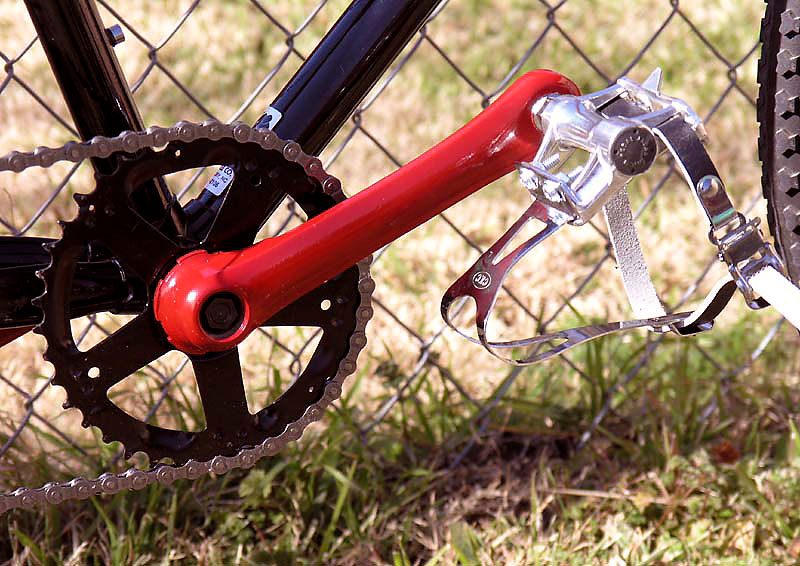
0, 0, 786, 494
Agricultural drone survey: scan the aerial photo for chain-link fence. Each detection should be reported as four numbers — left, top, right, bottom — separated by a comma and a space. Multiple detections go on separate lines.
0, 0, 785, 496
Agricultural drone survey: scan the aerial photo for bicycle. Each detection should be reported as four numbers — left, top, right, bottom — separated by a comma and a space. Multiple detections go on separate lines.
0, 0, 797, 514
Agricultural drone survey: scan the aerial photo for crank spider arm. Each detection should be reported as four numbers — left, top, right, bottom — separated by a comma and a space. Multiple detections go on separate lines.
153, 70, 580, 354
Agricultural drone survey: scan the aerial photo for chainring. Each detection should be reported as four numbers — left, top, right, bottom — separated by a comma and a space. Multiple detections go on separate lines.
35, 122, 373, 465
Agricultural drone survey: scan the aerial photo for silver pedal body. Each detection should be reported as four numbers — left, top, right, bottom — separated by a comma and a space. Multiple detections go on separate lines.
441, 69, 790, 364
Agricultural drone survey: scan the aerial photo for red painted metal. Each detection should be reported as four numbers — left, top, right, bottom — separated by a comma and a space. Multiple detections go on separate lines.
154, 70, 580, 354
0, 326, 33, 348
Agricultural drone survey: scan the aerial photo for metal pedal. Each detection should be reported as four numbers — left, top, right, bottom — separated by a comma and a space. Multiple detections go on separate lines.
441, 69, 793, 364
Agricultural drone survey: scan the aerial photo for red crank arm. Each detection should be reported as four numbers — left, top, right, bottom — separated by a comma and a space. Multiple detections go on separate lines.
0, 326, 34, 348
154, 70, 580, 354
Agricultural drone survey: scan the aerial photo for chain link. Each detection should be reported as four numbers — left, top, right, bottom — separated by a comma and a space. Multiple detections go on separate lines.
0, 121, 375, 512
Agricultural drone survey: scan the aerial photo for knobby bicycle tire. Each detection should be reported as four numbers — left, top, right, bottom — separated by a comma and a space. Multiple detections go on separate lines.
758, 0, 800, 284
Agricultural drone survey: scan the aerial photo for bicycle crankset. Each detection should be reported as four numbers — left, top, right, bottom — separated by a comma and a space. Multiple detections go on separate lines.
442, 68, 800, 364
3, 121, 373, 471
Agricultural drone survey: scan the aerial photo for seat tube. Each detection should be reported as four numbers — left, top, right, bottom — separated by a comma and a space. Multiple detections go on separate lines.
23, 0, 185, 236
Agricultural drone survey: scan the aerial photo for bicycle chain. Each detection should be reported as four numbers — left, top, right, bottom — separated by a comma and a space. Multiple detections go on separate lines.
0, 121, 375, 512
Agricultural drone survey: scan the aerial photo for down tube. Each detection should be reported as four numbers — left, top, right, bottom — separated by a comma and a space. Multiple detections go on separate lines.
189, 0, 441, 224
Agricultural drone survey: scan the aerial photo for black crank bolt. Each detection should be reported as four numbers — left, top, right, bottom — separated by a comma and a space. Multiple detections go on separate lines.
200, 293, 244, 339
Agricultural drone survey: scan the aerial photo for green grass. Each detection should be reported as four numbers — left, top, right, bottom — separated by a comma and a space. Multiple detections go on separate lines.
2, 0, 799, 564
5, 326, 800, 564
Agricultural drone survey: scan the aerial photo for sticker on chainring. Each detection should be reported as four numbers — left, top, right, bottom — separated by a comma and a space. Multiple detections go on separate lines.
204, 165, 235, 196
202, 107, 282, 195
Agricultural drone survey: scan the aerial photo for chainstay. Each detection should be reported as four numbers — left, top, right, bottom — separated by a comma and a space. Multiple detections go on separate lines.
0, 121, 375, 512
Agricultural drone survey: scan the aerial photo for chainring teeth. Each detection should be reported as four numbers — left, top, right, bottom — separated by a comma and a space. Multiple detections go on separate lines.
36, 216, 98, 434
3, 120, 375, 507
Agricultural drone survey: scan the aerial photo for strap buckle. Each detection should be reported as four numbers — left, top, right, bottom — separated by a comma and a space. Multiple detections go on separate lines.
709, 213, 786, 309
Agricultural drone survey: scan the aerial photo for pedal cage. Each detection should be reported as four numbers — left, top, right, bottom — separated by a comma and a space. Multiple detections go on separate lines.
439, 199, 693, 365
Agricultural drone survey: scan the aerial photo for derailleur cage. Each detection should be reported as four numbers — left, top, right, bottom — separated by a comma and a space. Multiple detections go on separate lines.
441, 69, 792, 365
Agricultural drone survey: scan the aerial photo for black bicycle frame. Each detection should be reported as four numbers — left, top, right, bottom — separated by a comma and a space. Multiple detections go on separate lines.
0, 0, 439, 332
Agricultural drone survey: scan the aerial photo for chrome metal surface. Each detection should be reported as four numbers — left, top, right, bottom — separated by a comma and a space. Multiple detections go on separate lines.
105, 24, 124, 46
710, 214, 786, 309
443, 69, 796, 364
